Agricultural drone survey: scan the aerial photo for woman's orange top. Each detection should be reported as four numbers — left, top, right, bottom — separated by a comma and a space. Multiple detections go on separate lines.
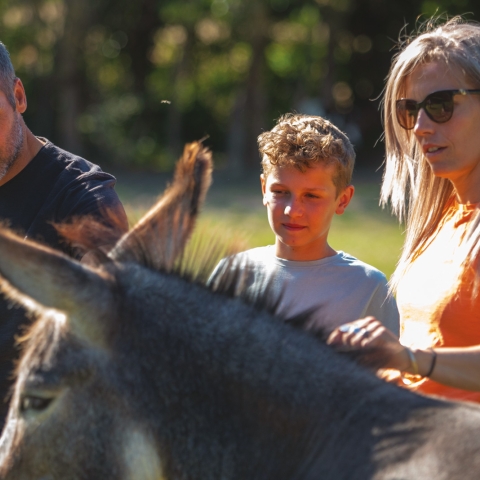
397, 200, 480, 403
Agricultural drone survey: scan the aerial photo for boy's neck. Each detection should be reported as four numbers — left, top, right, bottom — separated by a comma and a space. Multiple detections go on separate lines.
275, 242, 337, 262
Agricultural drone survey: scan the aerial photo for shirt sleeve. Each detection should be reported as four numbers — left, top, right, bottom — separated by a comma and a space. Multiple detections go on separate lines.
26, 172, 128, 258
207, 258, 227, 287
364, 281, 400, 337
59, 174, 128, 230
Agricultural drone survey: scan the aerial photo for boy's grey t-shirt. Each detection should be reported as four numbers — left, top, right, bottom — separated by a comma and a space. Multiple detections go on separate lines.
211, 245, 399, 336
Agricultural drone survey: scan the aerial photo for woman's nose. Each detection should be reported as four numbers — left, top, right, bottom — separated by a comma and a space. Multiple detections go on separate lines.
413, 107, 435, 136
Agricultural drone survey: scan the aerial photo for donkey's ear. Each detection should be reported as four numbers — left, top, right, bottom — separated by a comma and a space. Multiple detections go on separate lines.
0, 228, 113, 344
108, 141, 212, 271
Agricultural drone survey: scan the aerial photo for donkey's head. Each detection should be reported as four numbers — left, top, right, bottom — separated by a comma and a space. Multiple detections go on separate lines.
0, 142, 217, 480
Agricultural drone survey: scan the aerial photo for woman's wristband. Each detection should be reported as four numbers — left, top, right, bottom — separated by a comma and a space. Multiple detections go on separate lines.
404, 347, 436, 378
425, 348, 437, 378
405, 347, 419, 375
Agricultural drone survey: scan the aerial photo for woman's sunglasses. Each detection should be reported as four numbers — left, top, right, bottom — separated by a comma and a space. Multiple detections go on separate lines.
395, 89, 480, 130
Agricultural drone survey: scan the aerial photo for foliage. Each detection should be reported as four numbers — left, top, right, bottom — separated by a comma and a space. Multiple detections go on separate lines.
0, 0, 479, 171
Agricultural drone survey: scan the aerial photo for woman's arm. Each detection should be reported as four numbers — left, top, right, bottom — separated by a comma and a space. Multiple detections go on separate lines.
327, 317, 480, 392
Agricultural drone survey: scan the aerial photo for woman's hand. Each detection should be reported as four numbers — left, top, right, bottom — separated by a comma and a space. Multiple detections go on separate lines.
327, 317, 411, 372
328, 318, 480, 389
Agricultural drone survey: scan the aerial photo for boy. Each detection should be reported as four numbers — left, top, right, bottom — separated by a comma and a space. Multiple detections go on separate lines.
211, 113, 399, 335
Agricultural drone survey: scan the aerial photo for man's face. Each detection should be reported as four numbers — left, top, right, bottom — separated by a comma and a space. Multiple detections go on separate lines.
261, 163, 354, 261
0, 85, 24, 181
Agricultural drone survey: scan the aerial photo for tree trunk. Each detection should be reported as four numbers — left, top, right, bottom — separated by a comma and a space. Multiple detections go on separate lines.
227, 1, 269, 174
54, 0, 91, 155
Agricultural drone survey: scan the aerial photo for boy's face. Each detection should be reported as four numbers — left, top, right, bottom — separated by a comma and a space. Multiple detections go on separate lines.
261, 163, 354, 261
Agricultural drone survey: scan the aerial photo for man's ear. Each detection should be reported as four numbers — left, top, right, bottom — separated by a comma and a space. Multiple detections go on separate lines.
13, 78, 27, 114
335, 185, 354, 215
260, 174, 267, 206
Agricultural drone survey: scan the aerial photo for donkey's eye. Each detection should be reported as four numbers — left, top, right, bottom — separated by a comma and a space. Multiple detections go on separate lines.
20, 395, 53, 413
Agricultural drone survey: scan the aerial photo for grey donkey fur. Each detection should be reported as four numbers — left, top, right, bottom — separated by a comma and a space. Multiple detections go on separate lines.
0, 142, 480, 479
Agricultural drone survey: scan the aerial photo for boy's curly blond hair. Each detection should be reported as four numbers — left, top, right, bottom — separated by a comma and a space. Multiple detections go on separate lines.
258, 113, 355, 193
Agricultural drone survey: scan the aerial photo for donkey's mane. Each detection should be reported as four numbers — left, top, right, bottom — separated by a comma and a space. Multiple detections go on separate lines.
58, 211, 282, 315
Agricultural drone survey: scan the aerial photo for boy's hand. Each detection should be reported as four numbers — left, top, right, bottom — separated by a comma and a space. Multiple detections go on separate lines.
327, 317, 410, 371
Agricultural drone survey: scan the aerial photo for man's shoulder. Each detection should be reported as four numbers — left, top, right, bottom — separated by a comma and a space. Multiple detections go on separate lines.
22, 140, 126, 252
40, 140, 113, 182
37, 141, 126, 221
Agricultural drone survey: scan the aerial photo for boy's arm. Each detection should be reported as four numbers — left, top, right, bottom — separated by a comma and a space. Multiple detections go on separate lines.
363, 282, 400, 337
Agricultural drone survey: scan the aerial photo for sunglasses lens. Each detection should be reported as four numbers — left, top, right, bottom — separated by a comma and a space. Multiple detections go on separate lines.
396, 100, 418, 129
396, 91, 455, 129
425, 92, 454, 123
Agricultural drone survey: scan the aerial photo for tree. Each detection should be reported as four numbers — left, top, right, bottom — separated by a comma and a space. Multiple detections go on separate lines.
1, 0, 478, 171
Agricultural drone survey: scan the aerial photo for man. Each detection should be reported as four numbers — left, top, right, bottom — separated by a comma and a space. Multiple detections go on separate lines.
0, 41, 128, 428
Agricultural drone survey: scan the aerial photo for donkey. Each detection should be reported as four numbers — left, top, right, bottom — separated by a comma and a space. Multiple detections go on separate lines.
0, 142, 480, 480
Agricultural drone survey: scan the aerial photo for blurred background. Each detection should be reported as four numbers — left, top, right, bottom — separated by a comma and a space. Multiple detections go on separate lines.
2, 0, 479, 275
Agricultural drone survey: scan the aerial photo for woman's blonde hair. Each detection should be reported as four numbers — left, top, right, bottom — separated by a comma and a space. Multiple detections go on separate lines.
382, 16, 480, 291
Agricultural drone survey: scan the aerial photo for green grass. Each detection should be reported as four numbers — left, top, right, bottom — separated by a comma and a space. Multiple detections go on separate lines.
114, 170, 404, 279
328, 184, 404, 278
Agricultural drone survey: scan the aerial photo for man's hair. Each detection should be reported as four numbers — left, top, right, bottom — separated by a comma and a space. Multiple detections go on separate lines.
257, 113, 355, 193
0, 42, 16, 109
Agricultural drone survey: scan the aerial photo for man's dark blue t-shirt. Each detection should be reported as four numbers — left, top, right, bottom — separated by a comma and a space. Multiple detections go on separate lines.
0, 140, 128, 427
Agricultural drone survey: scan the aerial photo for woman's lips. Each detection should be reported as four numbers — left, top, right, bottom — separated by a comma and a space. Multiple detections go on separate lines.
423, 144, 446, 155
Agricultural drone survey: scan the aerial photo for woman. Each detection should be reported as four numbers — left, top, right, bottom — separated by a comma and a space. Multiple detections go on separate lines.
328, 17, 480, 402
